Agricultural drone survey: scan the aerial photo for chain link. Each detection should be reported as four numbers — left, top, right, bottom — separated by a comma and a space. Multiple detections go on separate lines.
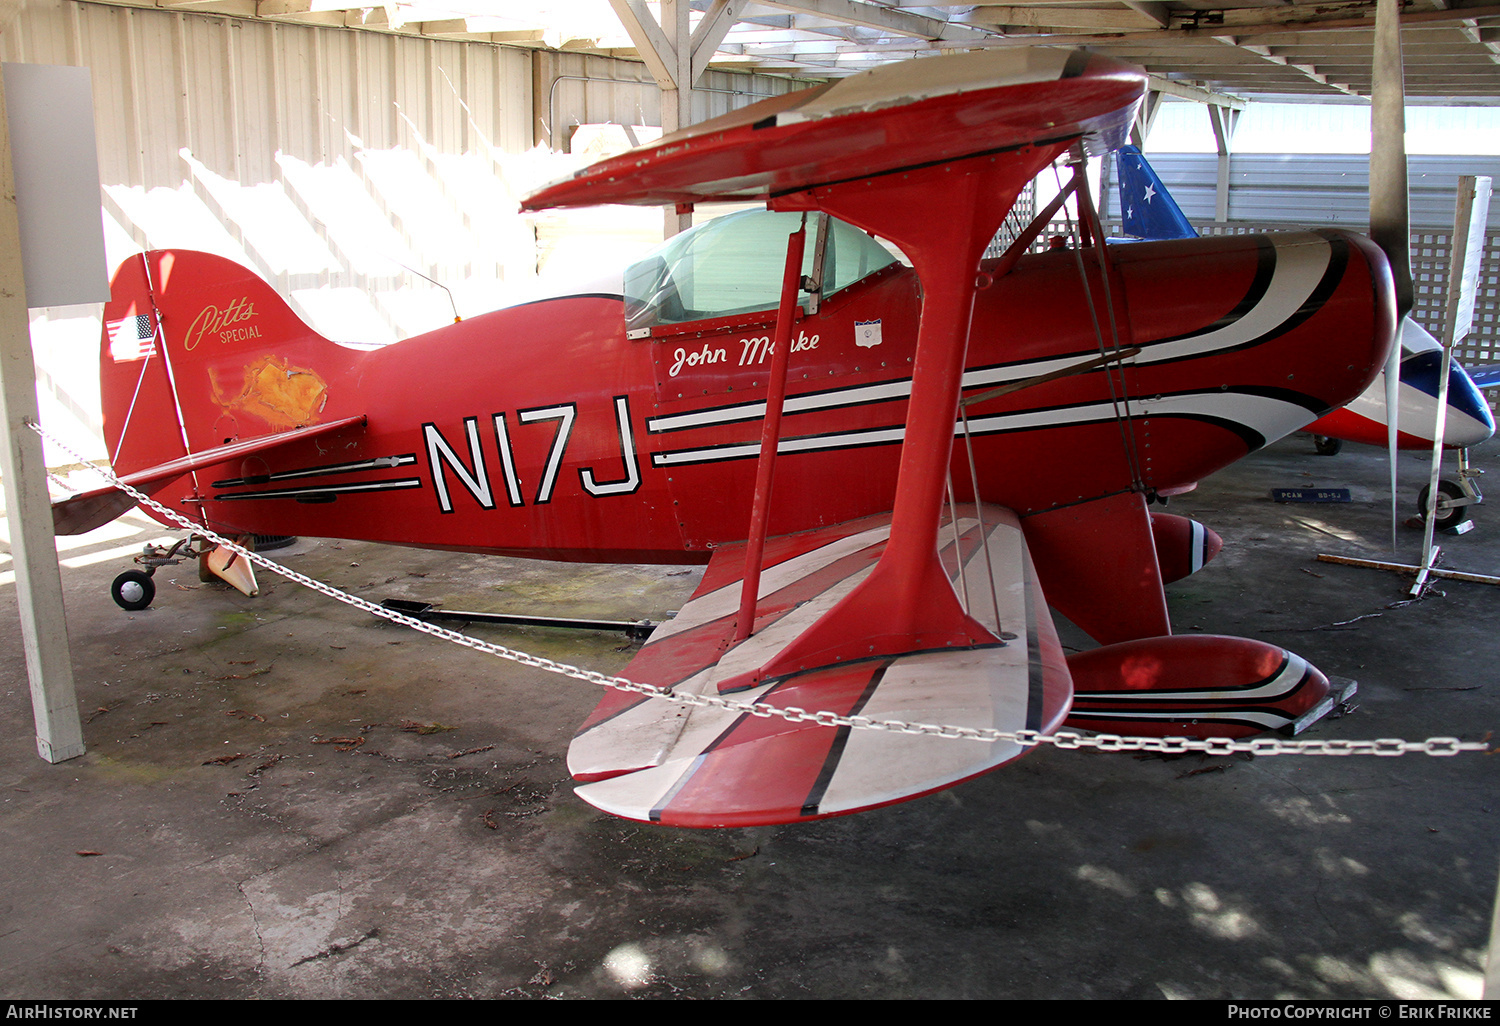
28, 419, 1491, 760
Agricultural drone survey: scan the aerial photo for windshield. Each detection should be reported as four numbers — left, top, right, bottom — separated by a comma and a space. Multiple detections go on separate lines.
623, 209, 898, 333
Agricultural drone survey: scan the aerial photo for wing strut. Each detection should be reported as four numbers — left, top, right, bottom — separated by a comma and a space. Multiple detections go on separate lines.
734, 218, 808, 643
714, 142, 1075, 694
1068, 149, 1147, 497
989, 167, 1082, 280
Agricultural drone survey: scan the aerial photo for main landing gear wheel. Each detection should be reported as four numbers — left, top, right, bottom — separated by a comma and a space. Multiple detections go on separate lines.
1313, 435, 1343, 456
111, 569, 156, 611
1418, 480, 1467, 531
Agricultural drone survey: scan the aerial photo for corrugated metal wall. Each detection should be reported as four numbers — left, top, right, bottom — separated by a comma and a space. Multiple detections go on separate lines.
8, 1, 538, 307
1, 0, 808, 462
1119, 153, 1500, 228
6, 0, 538, 459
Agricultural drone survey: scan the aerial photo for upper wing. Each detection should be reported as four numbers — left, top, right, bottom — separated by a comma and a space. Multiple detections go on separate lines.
522, 49, 1142, 211
569, 505, 1072, 828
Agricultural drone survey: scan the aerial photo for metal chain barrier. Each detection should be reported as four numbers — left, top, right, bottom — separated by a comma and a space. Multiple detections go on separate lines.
28, 419, 1490, 759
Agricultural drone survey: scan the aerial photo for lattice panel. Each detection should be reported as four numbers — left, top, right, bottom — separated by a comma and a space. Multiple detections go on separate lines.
983, 180, 1038, 259
1414, 230, 1500, 373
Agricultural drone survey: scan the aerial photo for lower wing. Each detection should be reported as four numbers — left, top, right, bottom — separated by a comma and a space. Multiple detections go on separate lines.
568, 505, 1073, 828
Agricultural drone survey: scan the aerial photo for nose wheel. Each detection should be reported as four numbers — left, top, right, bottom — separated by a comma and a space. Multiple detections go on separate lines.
1416, 449, 1485, 533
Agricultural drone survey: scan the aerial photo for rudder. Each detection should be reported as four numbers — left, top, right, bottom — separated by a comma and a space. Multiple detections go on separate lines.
100, 250, 344, 482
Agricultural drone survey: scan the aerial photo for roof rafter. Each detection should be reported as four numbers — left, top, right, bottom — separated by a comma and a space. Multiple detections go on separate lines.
1213, 34, 1362, 96
744, 0, 993, 41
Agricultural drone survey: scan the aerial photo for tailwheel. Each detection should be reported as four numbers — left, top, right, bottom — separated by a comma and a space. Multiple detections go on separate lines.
111, 569, 156, 611
1418, 480, 1468, 531
1313, 435, 1343, 456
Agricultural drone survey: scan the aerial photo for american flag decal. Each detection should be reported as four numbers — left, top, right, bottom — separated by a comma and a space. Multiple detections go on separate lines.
107, 314, 157, 362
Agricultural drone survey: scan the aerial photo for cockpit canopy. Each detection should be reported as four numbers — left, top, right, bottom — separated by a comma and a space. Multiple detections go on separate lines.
623, 209, 899, 334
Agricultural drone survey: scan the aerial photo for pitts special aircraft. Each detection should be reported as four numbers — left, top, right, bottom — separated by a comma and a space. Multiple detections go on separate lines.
56, 49, 1396, 827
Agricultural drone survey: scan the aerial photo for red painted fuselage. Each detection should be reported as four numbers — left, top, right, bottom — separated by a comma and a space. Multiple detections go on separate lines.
101, 226, 1393, 564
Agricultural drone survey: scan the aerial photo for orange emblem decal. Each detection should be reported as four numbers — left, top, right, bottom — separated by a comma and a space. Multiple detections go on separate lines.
210, 355, 329, 429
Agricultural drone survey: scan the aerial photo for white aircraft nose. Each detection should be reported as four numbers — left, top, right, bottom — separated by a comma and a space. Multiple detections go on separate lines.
1399, 350, 1496, 448
1443, 406, 1495, 447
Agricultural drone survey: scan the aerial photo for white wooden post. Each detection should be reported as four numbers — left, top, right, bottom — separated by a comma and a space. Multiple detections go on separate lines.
0, 62, 84, 763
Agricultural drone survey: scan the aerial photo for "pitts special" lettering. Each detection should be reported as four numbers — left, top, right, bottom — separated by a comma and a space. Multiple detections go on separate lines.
183, 297, 260, 350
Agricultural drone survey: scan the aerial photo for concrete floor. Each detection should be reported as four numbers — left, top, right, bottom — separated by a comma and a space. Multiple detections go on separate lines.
2, 435, 1498, 1000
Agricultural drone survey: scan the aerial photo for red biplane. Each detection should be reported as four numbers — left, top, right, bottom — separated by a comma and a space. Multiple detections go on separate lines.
57, 48, 1395, 827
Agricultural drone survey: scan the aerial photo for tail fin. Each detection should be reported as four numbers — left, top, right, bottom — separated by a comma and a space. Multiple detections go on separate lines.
100, 250, 349, 481
1115, 145, 1198, 241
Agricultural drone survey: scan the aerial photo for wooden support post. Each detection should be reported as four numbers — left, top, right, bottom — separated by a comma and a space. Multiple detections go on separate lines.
607, 0, 744, 237
659, 0, 692, 237
0, 66, 84, 763
1208, 105, 1239, 223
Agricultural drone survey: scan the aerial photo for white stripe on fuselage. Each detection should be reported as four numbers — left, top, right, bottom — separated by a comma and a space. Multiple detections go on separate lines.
645, 233, 1331, 440
650, 390, 1320, 468
1130, 233, 1330, 366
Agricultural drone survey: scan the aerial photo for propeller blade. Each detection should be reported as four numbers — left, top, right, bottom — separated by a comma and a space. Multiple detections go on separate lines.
1371, 0, 1411, 318
1371, 0, 1408, 552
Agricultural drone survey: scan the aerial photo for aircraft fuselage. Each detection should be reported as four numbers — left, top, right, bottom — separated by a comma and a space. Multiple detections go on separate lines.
108, 229, 1393, 563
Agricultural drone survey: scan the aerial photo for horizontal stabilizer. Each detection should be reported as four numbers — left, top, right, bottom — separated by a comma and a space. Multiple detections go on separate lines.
52, 414, 367, 535
570, 505, 1072, 827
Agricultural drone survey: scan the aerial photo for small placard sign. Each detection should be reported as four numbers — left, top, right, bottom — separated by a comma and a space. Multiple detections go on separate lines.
1270, 487, 1351, 503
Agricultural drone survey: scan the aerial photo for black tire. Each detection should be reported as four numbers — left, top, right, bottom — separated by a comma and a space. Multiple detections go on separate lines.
111, 570, 155, 611
1418, 480, 1467, 530
1313, 435, 1343, 456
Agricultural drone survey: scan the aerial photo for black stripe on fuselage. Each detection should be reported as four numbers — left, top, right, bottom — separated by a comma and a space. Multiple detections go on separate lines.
1149, 235, 1278, 345
1137, 234, 1350, 369
212, 453, 418, 488
213, 478, 422, 501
